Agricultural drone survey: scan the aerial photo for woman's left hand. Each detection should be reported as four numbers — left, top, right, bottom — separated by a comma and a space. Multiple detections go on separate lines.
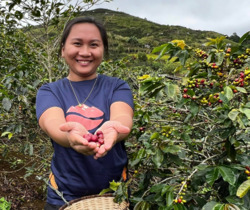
93, 121, 130, 159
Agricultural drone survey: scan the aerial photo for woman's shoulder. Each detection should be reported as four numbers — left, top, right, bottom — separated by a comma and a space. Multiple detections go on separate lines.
99, 74, 125, 84
39, 78, 67, 90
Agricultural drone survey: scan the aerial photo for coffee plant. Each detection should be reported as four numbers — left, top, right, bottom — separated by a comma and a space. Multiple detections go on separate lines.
111, 32, 250, 210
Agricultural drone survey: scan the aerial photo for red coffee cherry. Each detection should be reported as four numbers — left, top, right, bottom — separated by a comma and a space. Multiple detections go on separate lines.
83, 131, 104, 145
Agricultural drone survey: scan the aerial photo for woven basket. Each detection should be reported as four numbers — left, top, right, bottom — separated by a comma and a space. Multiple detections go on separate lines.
59, 194, 129, 210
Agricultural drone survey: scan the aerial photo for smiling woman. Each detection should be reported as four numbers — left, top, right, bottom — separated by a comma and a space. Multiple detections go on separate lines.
61, 22, 104, 81
36, 17, 134, 210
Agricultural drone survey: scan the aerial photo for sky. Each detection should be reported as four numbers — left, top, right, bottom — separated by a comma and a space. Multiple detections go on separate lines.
92, 0, 250, 37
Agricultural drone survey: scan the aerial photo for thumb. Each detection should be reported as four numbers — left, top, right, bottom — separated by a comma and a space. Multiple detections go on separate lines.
112, 123, 130, 134
59, 122, 81, 132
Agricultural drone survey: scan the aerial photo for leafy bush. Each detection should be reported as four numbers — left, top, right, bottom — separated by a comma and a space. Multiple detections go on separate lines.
112, 33, 250, 210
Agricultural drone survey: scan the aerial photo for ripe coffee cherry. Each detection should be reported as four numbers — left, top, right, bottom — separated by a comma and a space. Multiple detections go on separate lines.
83, 131, 104, 145
91, 134, 98, 142
83, 133, 92, 141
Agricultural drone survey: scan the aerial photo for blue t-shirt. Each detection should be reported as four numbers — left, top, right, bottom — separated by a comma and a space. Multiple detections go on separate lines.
36, 74, 134, 206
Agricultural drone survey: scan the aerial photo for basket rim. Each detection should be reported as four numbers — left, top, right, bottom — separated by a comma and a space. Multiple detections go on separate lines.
59, 193, 128, 210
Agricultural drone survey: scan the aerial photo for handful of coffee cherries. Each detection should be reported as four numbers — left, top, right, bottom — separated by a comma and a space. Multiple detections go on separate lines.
83, 130, 104, 147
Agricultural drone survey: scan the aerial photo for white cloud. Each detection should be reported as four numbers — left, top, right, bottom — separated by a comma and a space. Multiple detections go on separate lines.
92, 0, 250, 36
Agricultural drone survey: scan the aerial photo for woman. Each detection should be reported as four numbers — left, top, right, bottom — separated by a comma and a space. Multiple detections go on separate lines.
36, 16, 134, 209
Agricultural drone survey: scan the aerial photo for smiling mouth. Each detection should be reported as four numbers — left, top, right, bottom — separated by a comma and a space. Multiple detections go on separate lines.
77, 60, 92, 64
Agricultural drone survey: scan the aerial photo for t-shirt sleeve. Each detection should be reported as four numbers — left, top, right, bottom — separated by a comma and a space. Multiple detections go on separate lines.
36, 83, 62, 121
111, 79, 134, 110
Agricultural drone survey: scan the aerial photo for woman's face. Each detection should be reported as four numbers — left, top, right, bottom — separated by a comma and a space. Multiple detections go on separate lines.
62, 23, 104, 81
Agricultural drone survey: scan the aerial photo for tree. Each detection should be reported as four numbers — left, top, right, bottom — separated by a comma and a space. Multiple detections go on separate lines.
1, 0, 112, 82
229, 32, 240, 43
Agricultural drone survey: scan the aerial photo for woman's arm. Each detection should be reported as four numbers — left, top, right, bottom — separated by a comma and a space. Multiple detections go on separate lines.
93, 101, 133, 159
39, 107, 98, 155
39, 107, 70, 147
110, 101, 134, 141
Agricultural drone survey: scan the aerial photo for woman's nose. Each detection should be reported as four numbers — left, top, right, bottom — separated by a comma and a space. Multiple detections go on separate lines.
79, 46, 91, 56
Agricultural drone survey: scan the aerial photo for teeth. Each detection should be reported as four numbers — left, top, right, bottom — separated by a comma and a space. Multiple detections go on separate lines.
78, 60, 90, 64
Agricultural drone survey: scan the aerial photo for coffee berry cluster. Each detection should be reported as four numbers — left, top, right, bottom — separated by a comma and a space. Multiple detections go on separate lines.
233, 69, 250, 87
83, 130, 104, 146
245, 166, 250, 179
173, 181, 188, 205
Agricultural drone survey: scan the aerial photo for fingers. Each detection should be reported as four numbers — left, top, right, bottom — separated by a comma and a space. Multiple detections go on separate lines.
60, 121, 130, 159
101, 121, 130, 134
93, 145, 107, 159
59, 121, 88, 133
72, 144, 97, 156
59, 121, 78, 132
112, 123, 130, 134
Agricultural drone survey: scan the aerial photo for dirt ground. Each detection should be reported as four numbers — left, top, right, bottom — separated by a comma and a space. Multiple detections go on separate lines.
0, 149, 47, 209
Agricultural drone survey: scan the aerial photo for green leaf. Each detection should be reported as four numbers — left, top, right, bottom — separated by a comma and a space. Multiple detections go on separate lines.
2, 98, 11, 111
206, 168, 220, 186
134, 201, 151, 210
239, 31, 250, 45
239, 107, 250, 119
150, 132, 160, 140
161, 145, 180, 154
202, 201, 219, 210
236, 87, 247, 93
130, 148, 146, 166
216, 52, 225, 65
109, 180, 121, 191
99, 188, 113, 195
0, 197, 11, 210
236, 179, 250, 198
1, 131, 13, 140
213, 204, 225, 210
150, 184, 163, 193
228, 109, 239, 121
190, 101, 199, 116
218, 166, 236, 185
178, 50, 189, 66
152, 43, 168, 54
152, 148, 164, 168
165, 83, 180, 98
154, 44, 172, 60
166, 191, 174, 207
224, 86, 233, 101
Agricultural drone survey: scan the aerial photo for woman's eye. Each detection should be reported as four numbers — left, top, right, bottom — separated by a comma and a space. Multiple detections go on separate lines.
91, 43, 98, 47
73, 42, 81, 46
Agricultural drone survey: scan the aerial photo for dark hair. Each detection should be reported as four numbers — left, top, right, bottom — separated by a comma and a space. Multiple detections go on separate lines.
59, 16, 109, 57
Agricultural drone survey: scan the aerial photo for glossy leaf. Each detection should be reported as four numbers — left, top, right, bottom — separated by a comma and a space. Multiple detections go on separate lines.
152, 148, 164, 168
224, 86, 234, 101
218, 166, 236, 186
228, 109, 239, 121
206, 168, 220, 186
236, 179, 250, 198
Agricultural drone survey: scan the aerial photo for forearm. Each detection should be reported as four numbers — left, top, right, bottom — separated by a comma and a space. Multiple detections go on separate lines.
110, 114, 133, 142
41, 118, 71, 147
109, 102, 134, 142
38, 107, 70, 147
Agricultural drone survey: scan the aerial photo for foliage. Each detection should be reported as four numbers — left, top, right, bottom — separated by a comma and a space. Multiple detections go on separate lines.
0, 23, 42, 140
109, 32, 250, 210
0, 197, 11, 210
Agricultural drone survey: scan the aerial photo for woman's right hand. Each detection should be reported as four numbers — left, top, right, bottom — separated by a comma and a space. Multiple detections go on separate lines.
59, 122, 99, 155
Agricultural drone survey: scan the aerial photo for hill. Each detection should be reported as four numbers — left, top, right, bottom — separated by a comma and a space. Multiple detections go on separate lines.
80, 9, 225, 58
